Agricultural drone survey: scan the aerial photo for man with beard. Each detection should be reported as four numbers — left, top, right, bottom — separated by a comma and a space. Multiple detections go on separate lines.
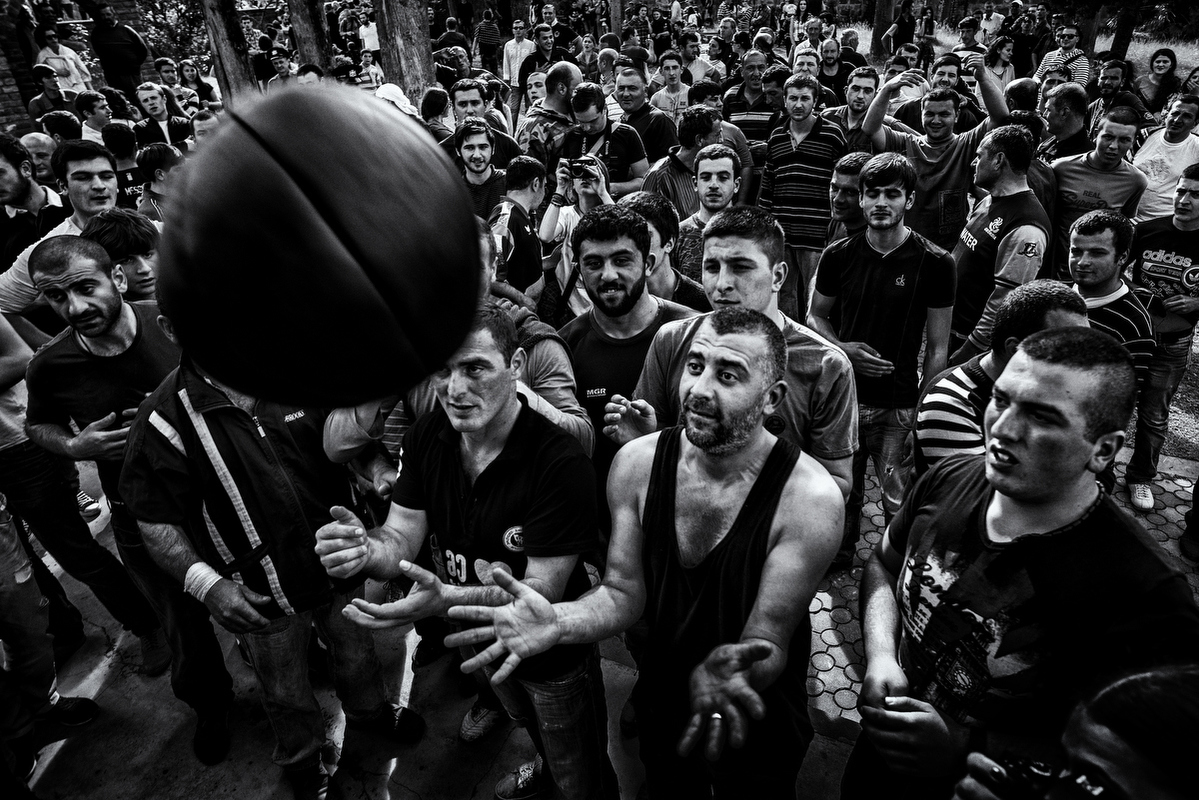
675, 143, 740, 281
456, 119, 507, 219
0, 135, 69, 273
810, 153, 954, 572
446, 305, 843, 799
1085, 60, 1155, 140
821, 67, 916, 154
817, 38, 850, 104
558, 205, 696, 526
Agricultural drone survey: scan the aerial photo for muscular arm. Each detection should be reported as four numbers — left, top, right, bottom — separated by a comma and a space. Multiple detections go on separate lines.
612, 157, 650, 196
859, 526, 907, 706
322, 396, 401, 463
25, 421, 80, 459
138, 521, 203, 581
812, 454, 852, 501
922, 306, 952, 391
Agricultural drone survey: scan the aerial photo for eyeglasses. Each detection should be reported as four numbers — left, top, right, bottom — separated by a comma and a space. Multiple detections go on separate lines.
1057, 33, 1077, 39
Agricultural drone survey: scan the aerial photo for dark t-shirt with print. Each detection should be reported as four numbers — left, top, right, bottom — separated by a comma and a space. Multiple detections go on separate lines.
561, 120, 646, 183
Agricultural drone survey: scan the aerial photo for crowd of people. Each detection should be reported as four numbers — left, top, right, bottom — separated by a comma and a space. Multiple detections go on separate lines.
3, 2, 1199, 800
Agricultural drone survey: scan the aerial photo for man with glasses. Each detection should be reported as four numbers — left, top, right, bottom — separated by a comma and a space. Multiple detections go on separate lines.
502, 19, 536, 121
1034, 23, 1090, 88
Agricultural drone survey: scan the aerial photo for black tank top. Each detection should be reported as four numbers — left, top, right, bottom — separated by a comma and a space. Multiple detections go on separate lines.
635, 427, 812, 747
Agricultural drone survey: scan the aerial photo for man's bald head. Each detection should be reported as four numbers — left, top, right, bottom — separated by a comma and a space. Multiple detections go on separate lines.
546, 60, 583, 100
598, 48, 619, 71
20, 132, 55, 183
1005, 77, 1040, 112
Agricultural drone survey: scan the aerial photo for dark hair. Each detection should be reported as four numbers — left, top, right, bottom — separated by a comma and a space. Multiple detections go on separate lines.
1175, 94, 1199, 112
0, 134, 31, 177
531, 22, 553, 40
79, 207, 159, 262
154, 57, 177, 72
1004, 78, 1039, 112
923, 86, 961, 110
887, 55, 910, 70
931, 54, 962, 76
1007, 109, 1044, 141
475, 215, 496, 269
984, 35, 1014, 69
678, 105, 720, 149
421, 86, 450, 120
985, 124, 1034, 174
505, 155, 546, 191
449, 78, 488, 103
616, 66, 648, 86
191, 108, 218, 132
1041, 64, 1073, 83
1017, 327, 1137, 438
752, 32, 773, 52
570, 82, 606, 114
658, 49, 683, 68
1101, 105, 1142, 131
1076, 665, 1199, 796
860, 152, 917, 194
41, 110, 81, 140
846, 66, 879, 90
687, 79, 721, 105
571, 204, 652, 264
783, 73, 820, 96
619, 191, 679, 247
29, 235, 113, 279
445, 16, 458, 29
733, 31, 753, 50
1182, 163, 1199, 182
74, 91, 107, 118
296, 63, 324, 78
453, 117, 495, 151
545, 61, 577, 96
1046, 82, 1088, 117
1071, 209, 1135, 260
678, 31, 699, 48
992, 279, 1087, 357
1099, 59, 1127, 82
703, 207, 784, 265
703, 307, 788, 384
135, 143, 183, 179
99, 87, 133, 121
51, 140, 115, 184
694, 143, 741, 177
100, 123, 136, 160
760, 65, 789, 91
833, 151, 872, 177
473, 300, 520, 363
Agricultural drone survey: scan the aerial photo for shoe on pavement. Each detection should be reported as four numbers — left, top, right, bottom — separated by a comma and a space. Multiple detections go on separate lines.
139, 629, 172, 676
38, 696, 99, 727
459, 700, 505, 742
494, 755, 546, 800
345, 705, 426, 744
1128, 482, 1154, 511
285, 762, 329, 800
193, 705, 231, 765
76, 491, 102, 523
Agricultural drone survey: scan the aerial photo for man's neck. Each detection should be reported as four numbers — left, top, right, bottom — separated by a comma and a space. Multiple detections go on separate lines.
151, 111, 169, 122
459, 393, 521, 466
696, 203, 725, 224
979, 351, 1002, 380
1174, 216, 1199, 233
647, 263, 678, 299
676, 146, 698, 171
78, 302, 137, 357
988, 173, 1031, 197
45, 87, 61, 101
844, 105, 866, 127
591, 290, 660, 338
1055, 120, 1083, 141
506, 191, 535, 212
987, 475, 1100, 542
866, 223, 910, 253
822, 61, 838, 75
116, 157, 136, 170
1078, 276, 1124, 299
70, 206, 100, 231
1164, 129, 1190, 145
464, 165, 494, 185
789, 114, 816, 138
545, 95, 570, 116
85, 119, 105, 132
680, 424, 776, 483
743, 85, 763, 104
7, 181, 45, 214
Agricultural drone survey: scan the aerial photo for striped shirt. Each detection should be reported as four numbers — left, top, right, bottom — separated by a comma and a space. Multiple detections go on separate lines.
642, 148, 700, 219
914, 355, 994, 476
759, 116, 847, 250
722, 84, 777, 144
1078, 283, 1156, 386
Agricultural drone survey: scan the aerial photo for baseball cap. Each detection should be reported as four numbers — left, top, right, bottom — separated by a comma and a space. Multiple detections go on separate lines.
32, 64, 57, 80
958, 16, 980, 29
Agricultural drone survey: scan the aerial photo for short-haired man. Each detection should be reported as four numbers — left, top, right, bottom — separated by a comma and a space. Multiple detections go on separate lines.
24, 236, 234, 764
455, 118, 506, 218
501, 18, 536, 120
949, 125, 1051, 364
616, 67, 679, 163
916, 279, 1088, 473
154, 57, 199, 112
1036, 81, 1092, 163
440, 79, 523, 168
641, 104, 721, 220
821, 66, 917, 154
827, 152, 871, 243
951, 17, 986, 95
562, 82, 649, 197
687, 80, 755, 204
74, 90, 111, 144
848, 326, 1199, 800
78, 206, 159, 302
1125, 167, 1199, 510
865, 55, 1008, 252
133, 143, 182, 222
817, 37, 850, 103
132, 83, 191, 150
620, 190, 709, 311
559, 205, 696, 524
490, 156, 546, 292
449, 306, 844, 799
190, 109, 220, 147
28, 64, 78, 125
1034, 21, 1090, 87
265, 46, 292, 92
294, 63, 324, 86
788, 48, 841, 109
720, 49, 773, 184
675, 143, 740, 281
607, 207, 858, 499
1050, 107, 1147, 278
979, 1, 1005, 45
19, 132, 55, 186
316, 304, 617, 800
890, 55, 982, 135
1131, 95, 1199, 222
516, 22, 576, 119
810, 153, 954, 571
100, 123, 143, 210
0, 140, 117, 315
677, 31, 721, 84
541, 2, 583, 55
648, 50, 690, 125
40, 110, 82, 144
0, 135, 70, 272
516, 61, 582, 207
1085, 59, 1155, 140
760, 73, 848, 318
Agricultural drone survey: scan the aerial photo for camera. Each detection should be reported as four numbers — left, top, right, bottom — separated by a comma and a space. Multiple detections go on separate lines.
569, 159, 594, 179
992, 756, 1056, 800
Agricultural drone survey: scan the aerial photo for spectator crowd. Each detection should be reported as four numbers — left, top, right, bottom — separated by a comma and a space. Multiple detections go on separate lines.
3, 2, 1199, 800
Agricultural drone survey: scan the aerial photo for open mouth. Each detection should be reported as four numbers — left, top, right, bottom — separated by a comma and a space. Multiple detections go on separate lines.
988, 442, 1018, 466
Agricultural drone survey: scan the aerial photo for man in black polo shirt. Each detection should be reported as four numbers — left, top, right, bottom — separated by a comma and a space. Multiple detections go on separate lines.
517, 23, 576, 119
315, 304, 617, 800
490, 156, 546, 292
1036, 82, 1091, 164
562, 82, 649, 198
810, 153, 954, 571
615, 66, 679, 164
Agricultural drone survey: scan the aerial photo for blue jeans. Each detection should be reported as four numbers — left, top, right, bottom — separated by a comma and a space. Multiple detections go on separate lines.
483, 648, 619, 800
0, 535, 55, 733
240, 586, 388, 770
1126, 336, 1191, 484
844, 405, 915, 550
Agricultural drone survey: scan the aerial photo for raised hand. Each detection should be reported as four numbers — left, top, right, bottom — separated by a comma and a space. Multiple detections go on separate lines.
602, 394, 657, 445
446, 568, 562, 684
315, 505, 371, 578
677, 640, 773, 761
342, 560, 446, 629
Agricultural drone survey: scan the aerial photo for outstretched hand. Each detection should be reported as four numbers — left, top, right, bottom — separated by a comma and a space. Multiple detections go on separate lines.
342, 560, 446, 629
446, 568, 562, 685
677, 640, 773, 761
603, 394, 657, 445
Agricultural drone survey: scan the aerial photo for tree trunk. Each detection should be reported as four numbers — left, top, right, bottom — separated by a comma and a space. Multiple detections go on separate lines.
1108, 7, 1137, 60
611, 1, 622, 37
286, 0, 334, 73
375, 0, 435, 100
198, 0, 257, 104
871, 0, 892, 60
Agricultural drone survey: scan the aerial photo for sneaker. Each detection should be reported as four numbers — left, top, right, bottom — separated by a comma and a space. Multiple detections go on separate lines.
459, 700, 504, 742
193, 705, 231, 765
1128, 482, 1154, 511
345, 705, 426, 744
76, 491, 102, 523
38, 696, 99, 727
138, 629, 172, 676
285, 762, 329, 800
494, 755, 546, 800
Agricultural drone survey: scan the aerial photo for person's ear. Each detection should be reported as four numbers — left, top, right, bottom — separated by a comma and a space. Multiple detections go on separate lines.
112, 263, 128, 294
157, 314, 179, 345
1087, 430, 1125, 474
771, 260, 787, 292
510, 346, 527, 375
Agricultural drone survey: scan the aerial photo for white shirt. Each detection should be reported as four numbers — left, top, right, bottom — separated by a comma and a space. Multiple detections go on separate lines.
81, 123, 105, 143
979, 13, 1005, 44
502, 38, 536, 83
1132, 130, 1199, 222
359, 22, 379, 51
0, 214, 82, 313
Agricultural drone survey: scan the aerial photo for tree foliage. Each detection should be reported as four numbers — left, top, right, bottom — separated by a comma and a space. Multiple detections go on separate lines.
136, 0, 212, 67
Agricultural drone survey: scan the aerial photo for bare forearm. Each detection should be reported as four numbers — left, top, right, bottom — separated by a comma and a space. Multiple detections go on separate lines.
861, 553, 902, 663
922, 345, 948, 390
612, 177, 644, 196
138, 521, 203, 583
25, 422, 77, 459
363, 527, 421, 580
553, 584, 644, 645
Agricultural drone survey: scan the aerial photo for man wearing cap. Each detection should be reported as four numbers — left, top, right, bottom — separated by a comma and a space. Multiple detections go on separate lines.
265, 47, 293, 93
28, 64, 79, 125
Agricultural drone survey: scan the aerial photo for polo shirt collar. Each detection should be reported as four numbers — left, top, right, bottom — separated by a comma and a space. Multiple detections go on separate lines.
667, 146, 689, 172
435, 395, 535, 464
